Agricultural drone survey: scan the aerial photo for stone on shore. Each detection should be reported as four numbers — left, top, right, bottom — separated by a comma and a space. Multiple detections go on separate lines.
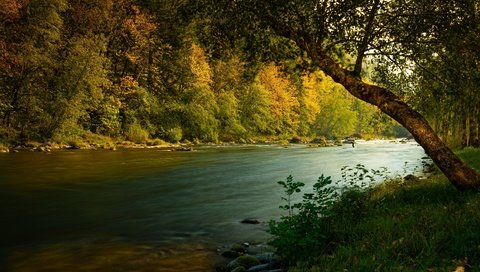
222, 244, 247, 258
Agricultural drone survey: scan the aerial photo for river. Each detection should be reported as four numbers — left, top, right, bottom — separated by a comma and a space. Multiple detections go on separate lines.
0, 140, 428, 271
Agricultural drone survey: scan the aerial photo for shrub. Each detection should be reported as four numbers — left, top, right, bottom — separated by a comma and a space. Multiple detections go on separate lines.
166, 127, 183, 143
268, 175, 338, 265
311, 136, 328, 146
269, 167, 389, 266
125, 123, 149, 143
0, 143, 9, 153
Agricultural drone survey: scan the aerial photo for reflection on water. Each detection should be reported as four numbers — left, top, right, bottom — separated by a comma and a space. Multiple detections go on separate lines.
0, 141, 427, 271
7, 239, 220, 272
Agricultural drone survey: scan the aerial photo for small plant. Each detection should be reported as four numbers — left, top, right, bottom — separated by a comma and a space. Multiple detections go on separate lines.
277, 175, 305, 217
269, 175, 339, 265
269, 166, 393, 266
340, 164, 389, 191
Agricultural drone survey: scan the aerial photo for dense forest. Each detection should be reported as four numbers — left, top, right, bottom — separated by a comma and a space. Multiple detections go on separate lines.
0, 0, 414, 147
0, 0, 478, 149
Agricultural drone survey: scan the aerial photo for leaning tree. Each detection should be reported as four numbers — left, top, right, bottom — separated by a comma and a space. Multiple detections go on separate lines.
187, 0, 480, 190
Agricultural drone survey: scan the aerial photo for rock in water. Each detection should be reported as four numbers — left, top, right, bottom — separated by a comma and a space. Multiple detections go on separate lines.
222, 244, 247, 258
241, 218, 261, 224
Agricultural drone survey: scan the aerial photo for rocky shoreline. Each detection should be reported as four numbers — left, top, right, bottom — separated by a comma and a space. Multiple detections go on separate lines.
216, 243, 283, 272
213, 219, 284, 272
0, 135, 379, 154
0, 141, 196, 153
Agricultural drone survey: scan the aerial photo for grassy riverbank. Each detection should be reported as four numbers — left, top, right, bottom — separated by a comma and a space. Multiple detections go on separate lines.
286, 148, 480, 271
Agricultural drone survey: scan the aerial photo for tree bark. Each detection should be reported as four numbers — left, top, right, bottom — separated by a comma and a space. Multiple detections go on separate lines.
310, 49, 480, 190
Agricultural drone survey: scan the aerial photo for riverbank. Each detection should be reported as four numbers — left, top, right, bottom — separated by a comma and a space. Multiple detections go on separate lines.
280, 148, 480, 271
0, 132, 401, 154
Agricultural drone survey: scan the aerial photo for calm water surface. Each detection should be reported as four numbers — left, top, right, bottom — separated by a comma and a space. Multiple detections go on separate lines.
0, 141, 428, 271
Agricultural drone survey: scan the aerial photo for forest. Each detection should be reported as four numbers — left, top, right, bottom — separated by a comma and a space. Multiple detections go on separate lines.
1, 0, 479, 187
1, 0, 444, 147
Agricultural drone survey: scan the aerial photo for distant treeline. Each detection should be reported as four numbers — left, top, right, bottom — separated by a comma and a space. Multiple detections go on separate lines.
0, 0, 414, 145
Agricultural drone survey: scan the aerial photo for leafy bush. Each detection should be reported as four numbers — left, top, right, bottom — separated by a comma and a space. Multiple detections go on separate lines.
125, 123, 149, 143
268, 175, 339, 265
311, 136, 328, 146
166, 127, 183, 143
269, 166, 391, 266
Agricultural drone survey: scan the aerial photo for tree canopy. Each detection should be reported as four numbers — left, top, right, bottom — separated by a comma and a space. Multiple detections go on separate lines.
188, 0, 480, 189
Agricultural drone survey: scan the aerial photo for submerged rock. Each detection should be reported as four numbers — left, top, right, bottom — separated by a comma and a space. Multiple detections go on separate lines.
241, 218, 261, 224
222, 244, 246, 258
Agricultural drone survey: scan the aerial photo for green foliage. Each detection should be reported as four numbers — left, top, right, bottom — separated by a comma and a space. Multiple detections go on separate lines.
289, 173, 480, 271
125, 123, 149, 144
269, 166, 396, 266
238, 82, 273, 135
270, 151, 480, 271
276, 175, 305, 217
269, 175, 338, 265
340, 164, 389, 189
166, 127, 183, 143
0, 0, 407, 144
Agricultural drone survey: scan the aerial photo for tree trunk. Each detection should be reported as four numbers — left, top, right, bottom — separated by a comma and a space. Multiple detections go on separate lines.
310, 49, 480, 190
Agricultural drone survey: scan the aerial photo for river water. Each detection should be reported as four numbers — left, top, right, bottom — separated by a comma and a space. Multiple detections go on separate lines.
0, 140, 428, 271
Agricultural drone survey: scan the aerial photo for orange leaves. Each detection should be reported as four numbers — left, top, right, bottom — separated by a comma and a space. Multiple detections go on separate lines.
0, 0, 22, 23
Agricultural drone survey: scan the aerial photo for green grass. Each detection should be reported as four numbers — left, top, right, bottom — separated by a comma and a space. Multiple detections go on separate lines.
458, 147, 480, 171
287, 148, 480, 272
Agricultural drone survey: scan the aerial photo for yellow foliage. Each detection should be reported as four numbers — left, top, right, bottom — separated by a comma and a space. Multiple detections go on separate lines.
301, 72, 322, 125
258, 64, 299, 124
190, 43, 213, 87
